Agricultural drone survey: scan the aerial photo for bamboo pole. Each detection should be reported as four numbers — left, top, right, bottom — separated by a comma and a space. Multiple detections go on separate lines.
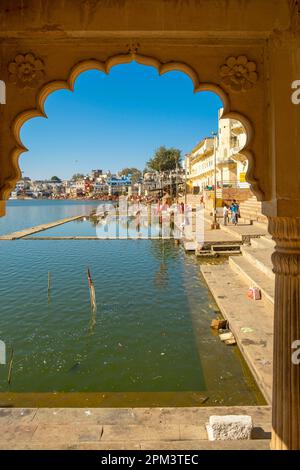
7, 346, 14, 385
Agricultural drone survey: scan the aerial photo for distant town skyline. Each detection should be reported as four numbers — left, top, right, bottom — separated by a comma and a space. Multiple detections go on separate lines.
20, 62, 222, 180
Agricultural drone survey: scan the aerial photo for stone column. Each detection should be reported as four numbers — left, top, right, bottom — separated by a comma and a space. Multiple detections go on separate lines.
269, 216, 300, 450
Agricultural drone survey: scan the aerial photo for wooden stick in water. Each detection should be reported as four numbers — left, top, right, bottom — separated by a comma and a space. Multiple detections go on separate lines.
7, 346, 14, 385
48, 271, 51, 291
87, 268, 97, 312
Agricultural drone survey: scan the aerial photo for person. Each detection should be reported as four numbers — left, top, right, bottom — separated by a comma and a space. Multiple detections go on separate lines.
223, 204, 229, 226
135, 210, 141, 232
230, 199, 239, 225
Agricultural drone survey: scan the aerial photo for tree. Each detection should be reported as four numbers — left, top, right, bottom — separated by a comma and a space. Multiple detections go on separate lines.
146, 146, 182, 172
72, 173, 85, 181
51, 176, 62, 183
119, 167, 142, 184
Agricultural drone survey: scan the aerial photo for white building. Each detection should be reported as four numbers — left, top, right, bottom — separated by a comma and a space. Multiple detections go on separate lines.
187, 108, 250, 193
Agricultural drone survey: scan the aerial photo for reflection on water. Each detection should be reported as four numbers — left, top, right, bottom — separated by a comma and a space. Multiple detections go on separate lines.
0, 200, 100, 236
31, 213, 182, 239
0, 201, 265, 407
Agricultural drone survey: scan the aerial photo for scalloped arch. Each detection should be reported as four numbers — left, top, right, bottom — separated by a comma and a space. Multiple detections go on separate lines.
5, 52, 263, 201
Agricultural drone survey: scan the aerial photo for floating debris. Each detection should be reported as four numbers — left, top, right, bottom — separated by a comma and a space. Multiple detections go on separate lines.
241, 327, 254, 334
68, 362, 80, 373
225, 338, 237, 345
219, 331, 235, 342
191, 393, 209, 404
200, 396, 209, 404
210, 319, 228, 330
219, 330, 237, 345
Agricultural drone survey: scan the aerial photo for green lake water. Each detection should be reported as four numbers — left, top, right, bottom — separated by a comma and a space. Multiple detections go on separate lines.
0, 200, 265, 407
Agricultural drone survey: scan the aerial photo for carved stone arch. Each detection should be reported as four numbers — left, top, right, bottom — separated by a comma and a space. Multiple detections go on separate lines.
2, 52, 262, 205
1, 0, 300, 451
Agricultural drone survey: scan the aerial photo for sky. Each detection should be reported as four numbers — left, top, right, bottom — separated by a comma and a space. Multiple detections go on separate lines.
20, 62, 222, 180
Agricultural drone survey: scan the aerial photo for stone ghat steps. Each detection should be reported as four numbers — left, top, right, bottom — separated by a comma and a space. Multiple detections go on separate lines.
241, 245, 274, 280
0, 406, 271, 450
239, 197, 268, 224
250, 236, 275, 250
240, 211, 268, 224
229, 256, 274, 311
228, 236, 275, 310
201, 263, 273, 404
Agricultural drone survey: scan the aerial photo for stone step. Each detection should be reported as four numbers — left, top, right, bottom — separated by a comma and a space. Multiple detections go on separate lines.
0, 406, 271, 450
240, 198, 261, 205
250, 236, 275, 251
240, 204, 263, 211
241, 246, 274, 280
211, 244, 241, 252
240, 211, 263, 217
240, 203, 262, 211
221, 225, 267, 243
1, 439, 271, 451
183, 240, 196, 251
252, 221, 269, 231
239, 210, 267, 223
139, 439, 270, 450
229, 256, 274, 310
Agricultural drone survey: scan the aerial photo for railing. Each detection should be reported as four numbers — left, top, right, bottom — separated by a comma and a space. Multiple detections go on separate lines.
204, 181, 243, 190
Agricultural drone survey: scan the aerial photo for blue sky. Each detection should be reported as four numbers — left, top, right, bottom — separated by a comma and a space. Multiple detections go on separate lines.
20, 62, 222, 180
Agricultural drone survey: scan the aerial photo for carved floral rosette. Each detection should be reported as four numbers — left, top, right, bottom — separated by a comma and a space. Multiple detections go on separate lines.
220, 56, 258, 92
8, 53, 45, 88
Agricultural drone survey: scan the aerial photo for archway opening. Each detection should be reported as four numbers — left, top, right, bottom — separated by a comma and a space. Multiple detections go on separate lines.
0, 60, 267, 409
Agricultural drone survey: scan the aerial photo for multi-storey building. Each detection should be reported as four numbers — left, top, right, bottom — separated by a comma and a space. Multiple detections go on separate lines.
186, 108, 250, 194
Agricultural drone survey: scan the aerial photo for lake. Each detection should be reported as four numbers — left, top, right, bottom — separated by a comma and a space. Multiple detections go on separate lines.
0, 200, 265, 407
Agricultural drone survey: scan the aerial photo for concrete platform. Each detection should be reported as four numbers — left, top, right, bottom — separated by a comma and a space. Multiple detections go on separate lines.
0, 406, 271, 450
200, 263, 273, 404
221, 223, 268, 244
0, 215, 84, 240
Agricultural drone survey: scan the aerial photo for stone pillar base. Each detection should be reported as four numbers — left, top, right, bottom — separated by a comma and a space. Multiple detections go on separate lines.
269, 216, 300, 450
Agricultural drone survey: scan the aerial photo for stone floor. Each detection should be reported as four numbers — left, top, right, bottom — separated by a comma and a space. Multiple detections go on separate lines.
0, 406, 271, 450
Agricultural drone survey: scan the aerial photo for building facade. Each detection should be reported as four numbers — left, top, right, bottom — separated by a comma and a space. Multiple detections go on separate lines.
187, 109, 250, 194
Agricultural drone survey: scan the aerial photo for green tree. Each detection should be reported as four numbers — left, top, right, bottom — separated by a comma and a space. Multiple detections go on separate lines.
72, 173, 85, 181
119, 167, 142, 184
146, 146, 182, 172
51, 176, 62, 182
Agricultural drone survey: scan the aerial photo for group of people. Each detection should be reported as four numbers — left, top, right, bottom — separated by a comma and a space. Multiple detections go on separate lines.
223, 200, 240, 226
